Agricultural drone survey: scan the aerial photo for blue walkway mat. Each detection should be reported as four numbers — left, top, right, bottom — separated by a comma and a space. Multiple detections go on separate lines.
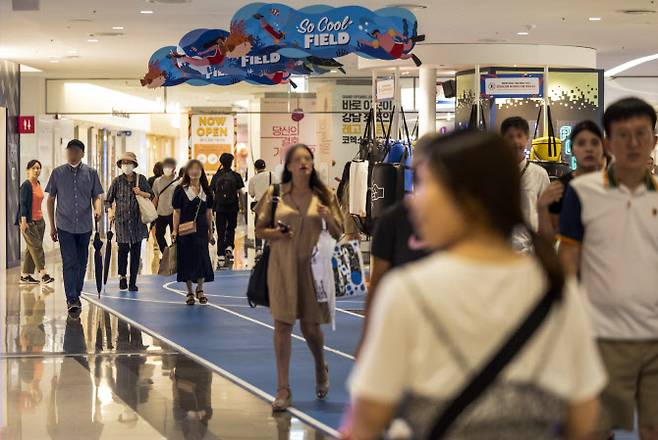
82, 271, 365, 436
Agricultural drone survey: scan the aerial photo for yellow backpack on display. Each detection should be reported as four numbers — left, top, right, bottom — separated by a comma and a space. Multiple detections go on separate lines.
531, 136, 562, 162
531, 105, 562, 162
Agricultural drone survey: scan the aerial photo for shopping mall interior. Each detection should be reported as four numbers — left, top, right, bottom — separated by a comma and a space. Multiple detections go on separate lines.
1, 0, 658, 439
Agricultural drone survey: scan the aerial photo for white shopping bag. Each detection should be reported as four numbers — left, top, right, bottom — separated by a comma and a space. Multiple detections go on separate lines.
311, 220, 337, 330
348, 160, 369, 216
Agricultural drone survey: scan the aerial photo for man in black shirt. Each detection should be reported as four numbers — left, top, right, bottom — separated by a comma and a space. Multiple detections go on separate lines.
211, 153, 245, 265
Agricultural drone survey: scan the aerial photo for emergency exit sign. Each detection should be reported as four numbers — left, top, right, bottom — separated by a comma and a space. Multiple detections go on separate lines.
18, 116, 35, 134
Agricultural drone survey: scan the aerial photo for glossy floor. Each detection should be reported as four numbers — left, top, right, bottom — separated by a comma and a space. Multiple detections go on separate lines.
0, 230, 330, 439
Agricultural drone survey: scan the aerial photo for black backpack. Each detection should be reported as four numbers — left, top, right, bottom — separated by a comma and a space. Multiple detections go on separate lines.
215, 171, 239, 208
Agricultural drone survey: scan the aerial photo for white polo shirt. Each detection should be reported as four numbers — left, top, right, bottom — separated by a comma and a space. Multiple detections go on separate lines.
559, 168, 658, 340
513, 160, 551, 253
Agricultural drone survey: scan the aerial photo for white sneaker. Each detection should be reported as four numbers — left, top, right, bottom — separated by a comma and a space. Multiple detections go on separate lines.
225, 247, 234, 261
217, 256, 226, 269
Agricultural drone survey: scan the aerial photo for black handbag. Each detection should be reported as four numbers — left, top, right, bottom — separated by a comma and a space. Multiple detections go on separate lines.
246, 184, 280, 308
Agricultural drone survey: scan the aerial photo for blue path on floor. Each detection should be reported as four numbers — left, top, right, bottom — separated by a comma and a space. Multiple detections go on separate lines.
82, 271, 365, 435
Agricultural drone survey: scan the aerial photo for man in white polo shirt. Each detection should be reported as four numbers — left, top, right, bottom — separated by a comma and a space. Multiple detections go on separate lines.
559, 97, 658, 439
501, 116, 551, 253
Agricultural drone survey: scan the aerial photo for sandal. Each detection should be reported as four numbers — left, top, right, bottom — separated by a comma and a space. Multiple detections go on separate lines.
272, 387, 292, 412
196, 290, 208, 304
316, 364, 330, 400
186, 293, 195, 305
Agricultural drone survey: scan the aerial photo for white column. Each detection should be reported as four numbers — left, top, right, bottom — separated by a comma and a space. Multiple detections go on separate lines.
418, 66, 437, 137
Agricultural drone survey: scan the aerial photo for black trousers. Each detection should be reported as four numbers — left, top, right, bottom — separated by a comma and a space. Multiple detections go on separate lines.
215, 210, 238, 255
118, 241, 142, 286
155, 214, 174, 252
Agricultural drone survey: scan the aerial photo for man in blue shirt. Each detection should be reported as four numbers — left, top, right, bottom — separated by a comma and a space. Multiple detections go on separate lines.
45, 139, 104, 316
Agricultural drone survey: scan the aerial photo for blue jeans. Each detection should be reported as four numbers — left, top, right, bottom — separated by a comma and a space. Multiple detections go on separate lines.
58, 229, 91, 303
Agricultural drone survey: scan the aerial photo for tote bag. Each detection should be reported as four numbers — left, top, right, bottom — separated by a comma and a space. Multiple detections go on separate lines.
311, 220, 338, 329
332, 240, 367, 298
158, 244, 177, 276
135, 173, 158, 224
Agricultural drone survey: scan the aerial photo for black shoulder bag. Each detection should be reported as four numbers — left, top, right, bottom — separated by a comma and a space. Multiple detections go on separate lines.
426, 285, 560, 439
246, 184, 280, 308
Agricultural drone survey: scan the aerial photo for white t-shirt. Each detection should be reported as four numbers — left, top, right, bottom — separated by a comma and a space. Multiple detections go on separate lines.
513, 160, 551, 252
349, 253, 606, 407
248, 171, 274, 203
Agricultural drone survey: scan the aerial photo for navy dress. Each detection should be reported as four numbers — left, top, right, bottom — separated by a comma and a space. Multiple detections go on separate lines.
172, 185, 214, 283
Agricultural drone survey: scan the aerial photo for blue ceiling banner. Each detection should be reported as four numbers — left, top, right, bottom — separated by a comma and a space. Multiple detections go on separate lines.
141, 3, 423, 88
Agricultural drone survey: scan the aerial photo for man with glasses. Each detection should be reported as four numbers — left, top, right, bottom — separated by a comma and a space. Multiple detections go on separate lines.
559, 97, 658, 439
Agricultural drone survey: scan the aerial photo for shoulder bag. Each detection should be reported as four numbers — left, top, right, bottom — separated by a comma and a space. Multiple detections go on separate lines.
135, 173, 158, 224
422, 284, 561, 439
246, 184, 280, 308
178, 196, 203, 236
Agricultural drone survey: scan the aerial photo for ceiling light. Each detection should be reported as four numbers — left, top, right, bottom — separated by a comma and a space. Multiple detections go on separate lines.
112, 26, 124, 30
517, 31, 529, 36
49, 59, 60, 63
20, 65, 42, 73
588, 17, 602, 21
87, 38, 99, 43
67, 49, 78, 54
619, 9, 656, 15
140, 10, 154, 14
605, 53, 658, 77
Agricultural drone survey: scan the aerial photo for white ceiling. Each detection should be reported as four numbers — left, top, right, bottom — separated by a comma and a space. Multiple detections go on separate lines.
1, 0, 658, 77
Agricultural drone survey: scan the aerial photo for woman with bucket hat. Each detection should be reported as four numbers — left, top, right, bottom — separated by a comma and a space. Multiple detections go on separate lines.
106, 152, 154, 291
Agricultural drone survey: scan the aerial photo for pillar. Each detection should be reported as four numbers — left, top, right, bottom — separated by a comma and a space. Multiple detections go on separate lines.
418, 67, 437, 137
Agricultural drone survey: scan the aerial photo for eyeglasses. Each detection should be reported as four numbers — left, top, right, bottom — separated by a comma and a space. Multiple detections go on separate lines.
610, 129, 655, 144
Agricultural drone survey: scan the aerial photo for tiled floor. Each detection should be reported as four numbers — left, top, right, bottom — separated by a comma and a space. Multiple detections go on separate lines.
0, 229, 330, 439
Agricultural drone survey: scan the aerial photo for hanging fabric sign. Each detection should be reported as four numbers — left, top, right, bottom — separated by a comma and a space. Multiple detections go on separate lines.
142, 3, 423, 88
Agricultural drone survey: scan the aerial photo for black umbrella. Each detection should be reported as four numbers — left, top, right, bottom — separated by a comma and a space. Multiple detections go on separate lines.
93, 221, 104, 299
103, 223, 114, 291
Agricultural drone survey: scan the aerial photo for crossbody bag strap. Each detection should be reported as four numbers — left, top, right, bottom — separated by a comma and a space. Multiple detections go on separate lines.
520, 160, 531, 178
270, 184, 280, 228
192, 194, 203, 222
428, 286, 560, 439
160, 177, 180, 194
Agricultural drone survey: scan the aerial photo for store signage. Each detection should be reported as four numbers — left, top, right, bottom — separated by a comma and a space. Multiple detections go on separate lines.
141, 3, 423, 88
190, 115, 235, 173
480, 74, 544, 98
18, 116, 35, 134
376, 78, 395, 101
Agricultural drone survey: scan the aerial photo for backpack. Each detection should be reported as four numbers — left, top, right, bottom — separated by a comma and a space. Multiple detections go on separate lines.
214, 171, 239, 208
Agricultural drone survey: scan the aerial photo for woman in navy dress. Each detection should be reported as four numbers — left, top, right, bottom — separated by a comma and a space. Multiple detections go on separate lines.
172, 160, 215, 305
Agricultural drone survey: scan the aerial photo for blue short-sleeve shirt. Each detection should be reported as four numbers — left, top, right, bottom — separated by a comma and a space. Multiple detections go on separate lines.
45, 163, 104, 234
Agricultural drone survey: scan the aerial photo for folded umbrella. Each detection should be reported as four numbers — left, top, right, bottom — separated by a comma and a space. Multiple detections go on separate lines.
93, 222, 104, 299
103, 224, 114, 292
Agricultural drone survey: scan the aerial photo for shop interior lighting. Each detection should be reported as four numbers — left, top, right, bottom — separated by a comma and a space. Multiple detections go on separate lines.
67, 49, 77, 54
517, 31, 529, 36
87, 38, 99, 43
112, 26, 125, 30
605, 53, 658, 77
140, 10, 154, 14
588, 17, 602, 21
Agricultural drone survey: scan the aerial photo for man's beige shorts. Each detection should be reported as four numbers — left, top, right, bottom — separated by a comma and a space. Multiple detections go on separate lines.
597, 340, 658, 431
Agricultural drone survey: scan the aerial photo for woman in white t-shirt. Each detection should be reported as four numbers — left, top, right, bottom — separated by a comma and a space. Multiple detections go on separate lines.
345, 131, 606, 440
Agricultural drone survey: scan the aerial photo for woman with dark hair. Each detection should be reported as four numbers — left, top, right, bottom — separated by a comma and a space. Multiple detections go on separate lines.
537, 120, 604, 242
345, 131, 605, 439
255, 144, 343, 411
172, 160, 215, 305
147, 161, 164, 189
17, 159, 54, 284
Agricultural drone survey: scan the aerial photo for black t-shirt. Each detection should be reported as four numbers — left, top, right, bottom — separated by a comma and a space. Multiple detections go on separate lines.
211, 170, 245, 212
371, 201, 429, 268
548, 171, 575, 215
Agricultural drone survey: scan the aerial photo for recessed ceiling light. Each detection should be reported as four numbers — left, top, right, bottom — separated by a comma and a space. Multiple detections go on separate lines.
140, 10, 154, 14
112, 26, 124, 30
517, 31, 529, 35
49, 59, 60, 63
589, 17, 602, 21
20, 65, 42, 73
67, 49, 78, 54
87, 38, 99, 43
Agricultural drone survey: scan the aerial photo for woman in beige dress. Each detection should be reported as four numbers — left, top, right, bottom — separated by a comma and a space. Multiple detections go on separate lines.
256, 144, 343, 411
